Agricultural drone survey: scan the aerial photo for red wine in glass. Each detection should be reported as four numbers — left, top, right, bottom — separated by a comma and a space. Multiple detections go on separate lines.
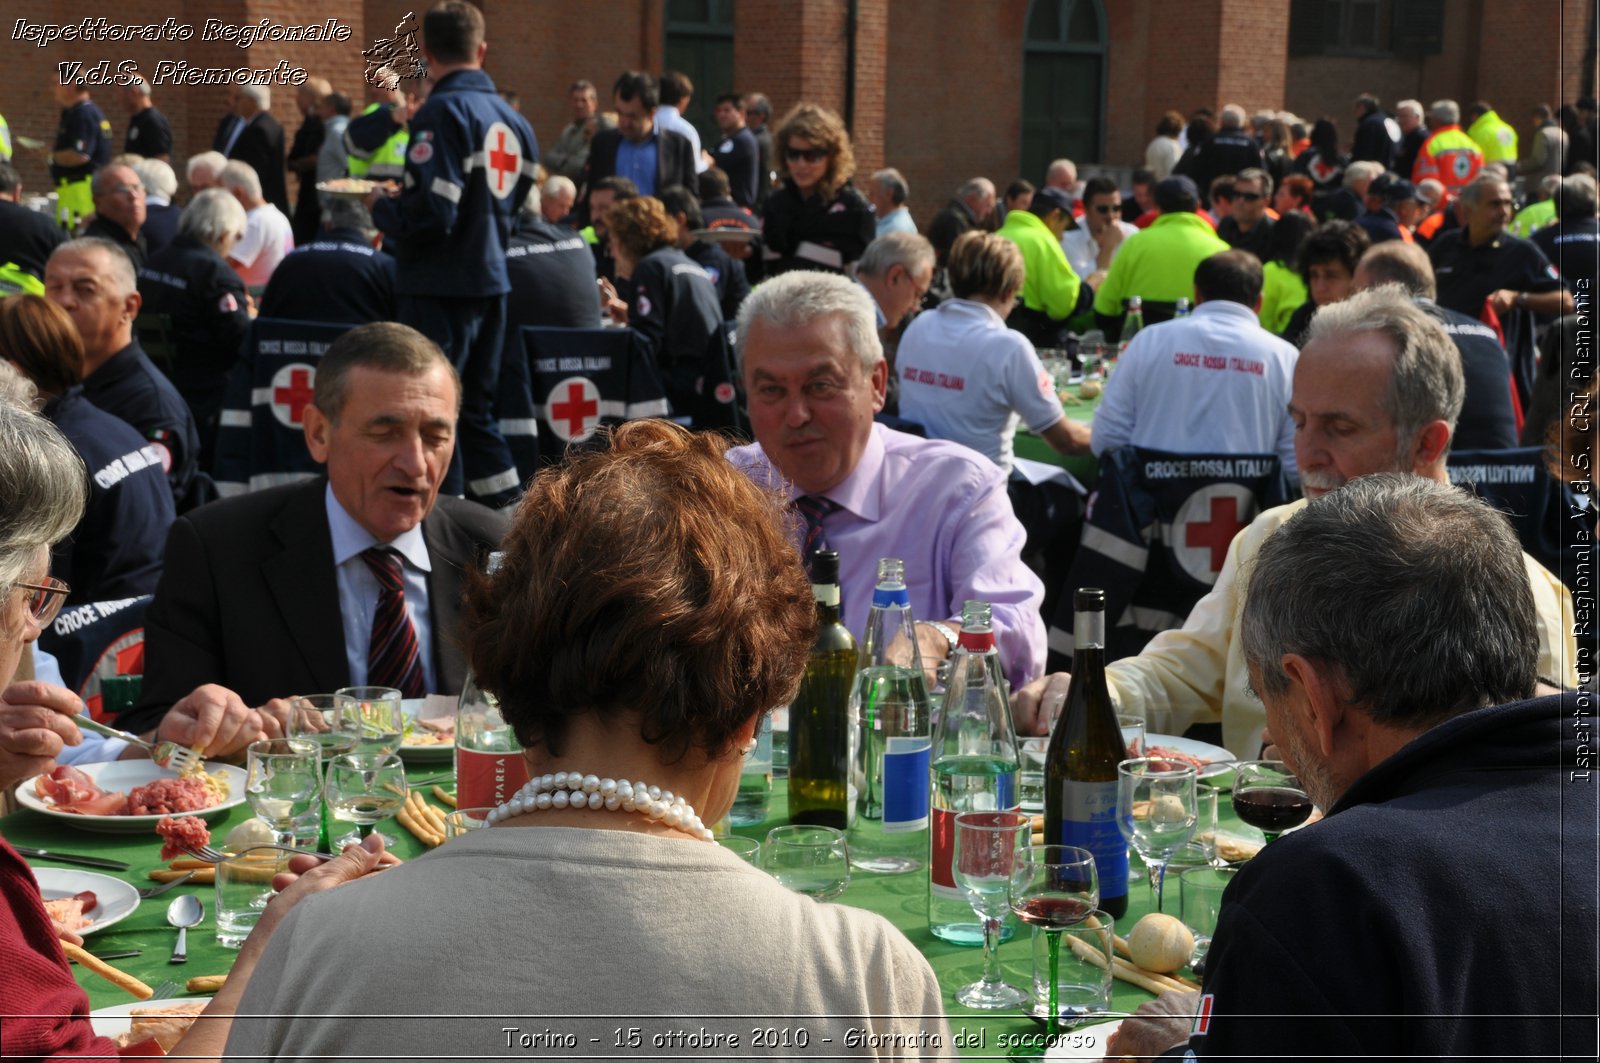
1014, 895, 1095, 929
1232, 785, 1313, 836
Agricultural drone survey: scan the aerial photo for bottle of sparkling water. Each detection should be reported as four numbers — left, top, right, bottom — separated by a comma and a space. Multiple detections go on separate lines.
847, 558, 931, 873
928, 600, 1022, 945
455, 552, 531, 810
1119, 296, 1146, 352
1174, 296, 1192, 318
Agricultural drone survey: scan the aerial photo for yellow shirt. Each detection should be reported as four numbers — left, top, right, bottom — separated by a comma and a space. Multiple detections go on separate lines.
1106, 497, 1580, 757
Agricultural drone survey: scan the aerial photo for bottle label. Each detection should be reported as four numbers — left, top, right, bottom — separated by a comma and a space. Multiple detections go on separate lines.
1050, 779, 1130, 896
812, 583, 840, 607
881, 737, 931, 831
929, 807, 959, 894
956, 630, 995, 652
456, 747, 531, 809
871, 586, 910, 608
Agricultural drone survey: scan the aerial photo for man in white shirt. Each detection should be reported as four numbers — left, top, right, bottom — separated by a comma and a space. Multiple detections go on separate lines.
220, 160, 294, 289
867, 168, 918, 237
1092, 249, 1299, 480
656, 70, 708, 174
1061, 175, 1137, 285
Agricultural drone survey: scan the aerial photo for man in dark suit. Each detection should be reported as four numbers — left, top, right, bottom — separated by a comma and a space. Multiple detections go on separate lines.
582, 71, 694, 222
212, 86, 245, 153
228, 84, 290, 215
122, 321, 508, 735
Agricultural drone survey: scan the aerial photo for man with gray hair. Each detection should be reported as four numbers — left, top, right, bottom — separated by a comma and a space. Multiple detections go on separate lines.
258, 198, 397, 325
1412, 98, 1483, 193
44, 237, 199, 509
867, 168, 916, 237
1175, 104, 1264, 209
119, 77, 171, 160
1111, 473, 1594, 1059
1393, 98, 1428, 181
221, 159, 295, 289
1429, 171, 1572, 408
729, 270, 1045, 685
132, 157, 181, 256
1012, 284, 1577, 754
540, 174, 577, 227
927, 177, 996, 266
84, 164, 148, 269
226, 83, 289, 214
855, 231, 934, 332
1532, 172, 1598, 297
185, 150, 228, 195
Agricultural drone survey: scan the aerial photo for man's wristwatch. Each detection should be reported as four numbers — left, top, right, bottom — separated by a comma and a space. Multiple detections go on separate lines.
921, 620, 959, 657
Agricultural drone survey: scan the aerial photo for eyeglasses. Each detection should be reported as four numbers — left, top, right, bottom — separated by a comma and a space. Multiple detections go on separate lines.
786, 148, 828, 164
1092, 203, 1119, 214
15, 577, 69, 627
1235, 191, 1264, 201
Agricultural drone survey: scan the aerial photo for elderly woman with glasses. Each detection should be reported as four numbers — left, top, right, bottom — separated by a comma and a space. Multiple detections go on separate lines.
761, 103, 876, 277
0, 396, 390, 1059
223, 419, 951, 1058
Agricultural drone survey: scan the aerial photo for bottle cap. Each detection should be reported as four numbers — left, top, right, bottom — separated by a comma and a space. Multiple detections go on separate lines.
810, 549, 840, 585
1075, 587, 1106, 611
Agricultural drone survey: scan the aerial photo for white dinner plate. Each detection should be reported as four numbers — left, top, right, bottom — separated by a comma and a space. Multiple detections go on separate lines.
398, 698, 455, 762
17, 761, 247, 833
33, 868, 139, 935
1043, 1018, 1124, 1060
90, 998, 212, 1039
1143, 733, 1235, 778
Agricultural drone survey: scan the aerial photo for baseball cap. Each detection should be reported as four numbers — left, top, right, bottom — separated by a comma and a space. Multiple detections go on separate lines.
1028, 185, 1076, 219
1370, 173, 1425, 204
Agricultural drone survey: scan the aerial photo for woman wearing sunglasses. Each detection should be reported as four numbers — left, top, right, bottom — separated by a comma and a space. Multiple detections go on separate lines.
761, 103, 876, 277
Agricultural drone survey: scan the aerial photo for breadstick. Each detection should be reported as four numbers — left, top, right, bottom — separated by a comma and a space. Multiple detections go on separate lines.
417, 797, 447, 836
431, 785, 457, 808
148, 868, 216, 884
396, 797, 441, 847
186, 974, 228, 993
166, 858, 213, 871
1065, 934, 1191, 996
1112, 956, 1191, 994
62, 942, 153, 999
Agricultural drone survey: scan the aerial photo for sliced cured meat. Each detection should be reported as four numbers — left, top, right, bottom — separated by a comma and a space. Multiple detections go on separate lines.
32, 766, 129, 816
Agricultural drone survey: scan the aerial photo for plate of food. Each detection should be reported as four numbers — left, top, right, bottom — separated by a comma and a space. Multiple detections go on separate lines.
91, 998, 211, 1052
34, 868, 139, 935
398, 697, 456, 761
1142, 734, 1235, 780
315, 177, 377, 198
17, 762, 246, 833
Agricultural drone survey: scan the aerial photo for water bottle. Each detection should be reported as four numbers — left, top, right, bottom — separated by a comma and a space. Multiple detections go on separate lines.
454, 552, 531, 809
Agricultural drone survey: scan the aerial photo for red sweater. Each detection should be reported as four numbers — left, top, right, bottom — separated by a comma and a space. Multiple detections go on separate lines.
0, 836, 156, 1058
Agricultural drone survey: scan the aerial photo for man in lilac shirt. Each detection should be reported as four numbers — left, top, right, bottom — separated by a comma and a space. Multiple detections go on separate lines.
729, 271, 1046, 684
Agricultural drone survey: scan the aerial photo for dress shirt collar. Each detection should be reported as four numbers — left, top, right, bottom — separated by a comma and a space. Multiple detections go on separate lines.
804, 422, 887, 523
324, 482, 431, 573
1190, 299, 1259, 325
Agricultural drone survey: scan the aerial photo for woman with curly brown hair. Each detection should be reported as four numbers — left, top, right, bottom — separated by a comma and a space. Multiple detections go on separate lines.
761, 103, 876, 276
604, 195, 726, 423
224, 419, 953, 1057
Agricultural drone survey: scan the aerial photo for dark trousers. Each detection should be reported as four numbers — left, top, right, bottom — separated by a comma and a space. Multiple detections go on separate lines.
399, 293, 518, 507
1007, 471, 1084, 625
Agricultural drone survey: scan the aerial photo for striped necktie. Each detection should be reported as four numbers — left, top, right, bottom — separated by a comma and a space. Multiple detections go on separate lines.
792, 495, 836, 575
359, 547, 426, 698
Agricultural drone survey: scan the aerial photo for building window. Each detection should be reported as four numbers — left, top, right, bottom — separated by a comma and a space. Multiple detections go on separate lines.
664, 0, 735, 150
1289, 0, 1445, 57
1021, 0, 1107, 175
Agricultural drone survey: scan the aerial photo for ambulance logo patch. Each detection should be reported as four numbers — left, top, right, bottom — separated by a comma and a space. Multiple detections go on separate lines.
408, 140, 434, 165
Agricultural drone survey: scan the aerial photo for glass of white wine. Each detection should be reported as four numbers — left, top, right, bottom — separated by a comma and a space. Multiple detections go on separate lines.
324, 752, 408, 847
245, 738, 322, 846
336, 686, 405, 755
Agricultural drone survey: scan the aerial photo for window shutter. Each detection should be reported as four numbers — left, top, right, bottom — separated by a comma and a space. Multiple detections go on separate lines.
1392, 0, 1446, 54
1289, 0, 1328, 56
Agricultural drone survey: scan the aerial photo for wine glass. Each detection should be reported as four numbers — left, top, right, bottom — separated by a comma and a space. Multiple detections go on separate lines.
245, 738, 322, 846
324, 752, 408, 847
1231, 760, 1313, 843
950, 810, 1032, 1009
1116, 758, 1198, 912
1011, 845, 1099, 1040
336, 686, 405, 755
761, 825, 850, 900
287, 694, 360, 762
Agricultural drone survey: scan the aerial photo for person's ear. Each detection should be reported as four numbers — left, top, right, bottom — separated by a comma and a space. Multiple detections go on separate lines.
1411, 419, 1452, 469
303, 404, 332, 464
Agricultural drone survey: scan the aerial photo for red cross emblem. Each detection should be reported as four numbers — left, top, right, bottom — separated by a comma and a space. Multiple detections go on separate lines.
269, 363, 318, 428
547, 376, 600, 442
484, 121, 521, 200
1172, 483, 1256, 584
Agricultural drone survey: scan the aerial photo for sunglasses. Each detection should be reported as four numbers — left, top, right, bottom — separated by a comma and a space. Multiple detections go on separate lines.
785, 148, 828, 163
15, 577, 69, 628
1234, 191, 1264, 201
1092, 203, 1118, 214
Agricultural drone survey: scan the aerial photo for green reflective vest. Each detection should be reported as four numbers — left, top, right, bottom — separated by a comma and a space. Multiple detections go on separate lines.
347, 104, 408, 181
0, 113, 11, 161
1467, 111, 1519, 163
0, 262, 44, 297
1093, 211, 1230, 315
1509, 199, 1555, 238
997, 209, 1082, 319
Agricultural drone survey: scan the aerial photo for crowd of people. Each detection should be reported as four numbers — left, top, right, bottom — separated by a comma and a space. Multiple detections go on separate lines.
0, 1, 1594, 1056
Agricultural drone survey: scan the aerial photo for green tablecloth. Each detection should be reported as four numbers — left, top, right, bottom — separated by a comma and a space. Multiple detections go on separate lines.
4, 765, 1248, 1058
1013, 386, 1100, 486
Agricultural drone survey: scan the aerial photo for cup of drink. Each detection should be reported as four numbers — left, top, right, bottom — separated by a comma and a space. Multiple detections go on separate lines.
730, 713, 773, 826
1165, 786, 1219, 870
1117, 714, 1146, 758
1178, 866, 1236, 964
1029, 912, 1115, 1022
215, 850, 289, 948
443, 807, 493, 838
1017, 736, 1049, 813
716, 835, 761, 865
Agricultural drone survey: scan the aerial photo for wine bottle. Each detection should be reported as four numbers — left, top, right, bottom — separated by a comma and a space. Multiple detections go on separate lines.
847, 558, 932, 874
1043, 588, 1130, 919
788, 550, 858, 829
455, 552, 532, 809
1119, 296, 1145, 351
928, 600, 1021, 945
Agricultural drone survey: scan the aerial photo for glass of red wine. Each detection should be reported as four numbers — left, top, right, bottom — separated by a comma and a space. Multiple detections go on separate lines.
1230, 760, 1313, 842
1010, 845, 1099, 1042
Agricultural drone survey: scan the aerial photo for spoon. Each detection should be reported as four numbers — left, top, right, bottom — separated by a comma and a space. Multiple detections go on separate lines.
166, 894, 204, 964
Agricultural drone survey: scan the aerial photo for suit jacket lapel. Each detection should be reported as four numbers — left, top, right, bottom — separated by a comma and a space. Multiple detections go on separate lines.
262, 480, 349, 691
422, 508, 478, 693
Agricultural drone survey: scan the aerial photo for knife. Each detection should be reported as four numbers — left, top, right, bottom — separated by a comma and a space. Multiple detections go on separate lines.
14, 846, 131, 871
90, 950, 143, 961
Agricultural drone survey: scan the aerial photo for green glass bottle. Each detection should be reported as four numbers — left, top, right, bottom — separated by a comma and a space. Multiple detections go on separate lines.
788, 550, 858, 829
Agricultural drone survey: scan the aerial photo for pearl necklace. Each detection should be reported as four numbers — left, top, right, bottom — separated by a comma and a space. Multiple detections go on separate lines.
484, 771, 716, 841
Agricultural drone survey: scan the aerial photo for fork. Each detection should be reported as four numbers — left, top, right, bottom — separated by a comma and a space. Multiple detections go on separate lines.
139, 871, 196, 899
74, 716, 205, 775
148, 979, 182, 1001
180, 842, 333, 865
